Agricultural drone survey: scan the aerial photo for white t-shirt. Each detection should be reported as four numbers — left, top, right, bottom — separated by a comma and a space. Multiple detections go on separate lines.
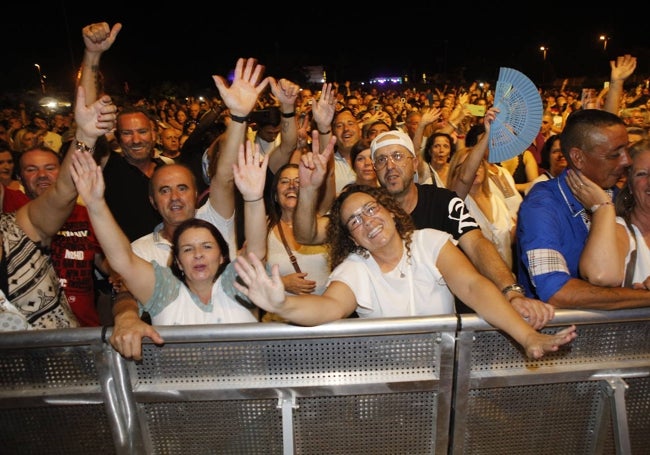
334, 151, 357, 195
328, 229, 455, 318
131, 201, 236, 265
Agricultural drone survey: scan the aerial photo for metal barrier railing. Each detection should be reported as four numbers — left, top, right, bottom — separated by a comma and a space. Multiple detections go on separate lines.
0, 308, 648, 455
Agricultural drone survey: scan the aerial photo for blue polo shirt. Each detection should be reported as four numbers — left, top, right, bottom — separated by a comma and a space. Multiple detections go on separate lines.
516, 169, 616, 301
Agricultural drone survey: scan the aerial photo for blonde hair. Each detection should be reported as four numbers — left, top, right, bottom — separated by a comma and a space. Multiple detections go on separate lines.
447, 147, 491, 196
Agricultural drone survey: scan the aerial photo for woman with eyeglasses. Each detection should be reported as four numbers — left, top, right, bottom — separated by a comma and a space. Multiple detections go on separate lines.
234, 183, 577, 360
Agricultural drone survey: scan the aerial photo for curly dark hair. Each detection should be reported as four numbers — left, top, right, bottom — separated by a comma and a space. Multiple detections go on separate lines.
326, 184, 415, 269
171, 218, 230, 283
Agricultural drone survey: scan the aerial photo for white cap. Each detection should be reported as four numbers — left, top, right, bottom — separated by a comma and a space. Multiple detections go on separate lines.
370, 130, 416, 160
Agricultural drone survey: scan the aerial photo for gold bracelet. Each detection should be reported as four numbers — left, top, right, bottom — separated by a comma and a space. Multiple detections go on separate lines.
243, 196, 264, 202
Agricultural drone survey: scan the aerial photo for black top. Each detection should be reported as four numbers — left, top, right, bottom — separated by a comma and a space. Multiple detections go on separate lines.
103, 151, 166, 242
410, 184, 480, 240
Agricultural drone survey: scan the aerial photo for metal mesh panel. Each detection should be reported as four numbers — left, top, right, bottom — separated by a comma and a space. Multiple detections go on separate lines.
469, 322, 650, 372
0, 346, 99, 391
626, 376, 650, 455
293, 392, 438, 454
460, 377, 650, 455
0, 315, 646, 454
142, 399, 283, 454
134, 333, 440, 390
462, 382, 610, 454
0, 404, 114, 455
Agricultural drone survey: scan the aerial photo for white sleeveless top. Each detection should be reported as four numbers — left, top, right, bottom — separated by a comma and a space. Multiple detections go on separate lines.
266, 229, 330, 295
617, 217, 650, 286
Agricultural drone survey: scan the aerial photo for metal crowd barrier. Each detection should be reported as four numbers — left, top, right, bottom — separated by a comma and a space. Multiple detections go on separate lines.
0, 307, 648, 455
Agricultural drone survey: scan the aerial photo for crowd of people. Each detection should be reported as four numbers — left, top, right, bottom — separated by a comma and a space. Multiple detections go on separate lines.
5, 21, 650, 362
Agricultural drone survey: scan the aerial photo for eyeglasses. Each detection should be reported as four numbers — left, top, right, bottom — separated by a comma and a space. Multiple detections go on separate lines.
346, 201, 381, 231
278, 177, 300, 186
373, 151, 412, 170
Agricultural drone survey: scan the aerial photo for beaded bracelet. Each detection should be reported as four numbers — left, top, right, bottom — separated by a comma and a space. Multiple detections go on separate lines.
75, 140, 95, 153
590, 201, 613, 213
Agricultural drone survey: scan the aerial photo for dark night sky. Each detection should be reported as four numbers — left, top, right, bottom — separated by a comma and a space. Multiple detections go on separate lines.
3, 4, 650, 103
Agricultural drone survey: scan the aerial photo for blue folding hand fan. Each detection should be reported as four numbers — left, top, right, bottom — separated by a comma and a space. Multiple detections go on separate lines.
488, 67, 543, 163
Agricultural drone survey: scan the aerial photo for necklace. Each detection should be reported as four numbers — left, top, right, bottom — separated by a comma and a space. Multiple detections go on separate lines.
397, 256, 412, 278
397, 254, 415, 315
280, 219, 293, 228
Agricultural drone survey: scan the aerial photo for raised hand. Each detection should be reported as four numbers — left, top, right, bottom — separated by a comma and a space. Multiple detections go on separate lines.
70, 147, 105, 208
311, 83, 336, 130
296, 112, 313, 151
420, 107, 442, 127
610, 54, 637, 83
233, 140, 269, 202
483, 106, 500, 137
82, 22, 122, 53
212, 57, 270, 117
233, 252, 287, 314
299, 130, 336, 190
74, 86, 116, 143
270, 78, 300, 107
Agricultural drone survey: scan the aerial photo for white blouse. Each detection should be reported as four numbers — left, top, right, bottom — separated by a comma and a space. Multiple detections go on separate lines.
143, 262, 258, 325
464, 194, 515, 270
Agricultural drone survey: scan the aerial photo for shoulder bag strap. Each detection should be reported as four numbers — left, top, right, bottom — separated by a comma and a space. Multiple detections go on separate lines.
277, 222, 302, 273
624, 219, 637, 288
